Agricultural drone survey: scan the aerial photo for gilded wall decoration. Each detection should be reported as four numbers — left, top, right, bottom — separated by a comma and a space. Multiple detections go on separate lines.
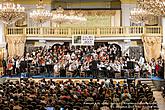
142, 35, 161, 62
6, 36, 26, 57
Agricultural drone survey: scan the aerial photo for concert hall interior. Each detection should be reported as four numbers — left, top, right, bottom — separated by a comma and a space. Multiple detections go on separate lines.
0, 0, 165, 110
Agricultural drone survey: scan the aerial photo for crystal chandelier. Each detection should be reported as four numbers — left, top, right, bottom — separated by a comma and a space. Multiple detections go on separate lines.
30, 0, 52, 24
0, 0, 25, 24
137, 0, 165, 16
66, 10, 87, 23
129, 7, 154, 24
52, 6, 87, 24
52, 6, 69, 24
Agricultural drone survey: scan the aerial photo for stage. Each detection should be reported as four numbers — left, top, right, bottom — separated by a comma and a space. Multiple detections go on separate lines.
0, 73, 163, 80
0, 75, 161, 83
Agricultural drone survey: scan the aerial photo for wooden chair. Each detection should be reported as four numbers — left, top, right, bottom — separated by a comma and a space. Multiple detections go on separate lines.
115, 72, 121, 78
82, 106, 89, 110
113, 80, 117, 85
84, 80, 89, 84
55, 80, 62, 84
54, 71, 60, 77
80, 72, 85, 77
119, 80, 124, 86
66, 71, 73, 77
3, 107, 10, 110
74, 80, 80, 84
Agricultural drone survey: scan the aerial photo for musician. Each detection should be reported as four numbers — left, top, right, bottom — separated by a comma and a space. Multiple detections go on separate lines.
90, 57, 98, 78
139, 55, 145, 66
45, 56, 53, 75
135, 63, 140, 78
7, 59, 13, 76
59, 61, 66, 77
39, 57, 46, 74
12, 44, 148, 79
125, 54, 130, 61
16, 57, 21, 74
68, 60, 76, 76
2, 58, 7, 75
82, 60, 90, 76
112, 45, 117, 55
65, 52, 71, 60
54, 61, 59, 76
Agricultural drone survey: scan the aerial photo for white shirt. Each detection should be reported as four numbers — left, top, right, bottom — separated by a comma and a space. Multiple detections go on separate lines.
16, 60, 20, 68
135, 64, 140, 72
54, 64, 59, 73
139, 56, 144, 66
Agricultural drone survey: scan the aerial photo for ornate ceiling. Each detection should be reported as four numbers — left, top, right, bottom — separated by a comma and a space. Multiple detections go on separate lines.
51, 0, 121, 10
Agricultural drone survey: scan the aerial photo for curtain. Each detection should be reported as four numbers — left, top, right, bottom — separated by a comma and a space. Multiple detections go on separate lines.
142, 35, 162, 62
6, 36, 26, 57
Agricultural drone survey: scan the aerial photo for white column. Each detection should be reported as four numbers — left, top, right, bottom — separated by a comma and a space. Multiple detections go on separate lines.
0, 22, 7, 59
0, 22, 4, 43
121, 4, 136, 26
161, 17, 165, 79
0, 23, 6, 46
114, 10, 121, 26
111, 16, 115, 26
162, 17, 165, 44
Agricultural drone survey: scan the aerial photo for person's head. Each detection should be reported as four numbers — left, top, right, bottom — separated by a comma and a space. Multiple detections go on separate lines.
97, 79, 99, 82
90, 79, 93, 82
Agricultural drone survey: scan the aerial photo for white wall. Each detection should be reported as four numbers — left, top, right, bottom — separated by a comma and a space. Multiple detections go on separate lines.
121, 4, 136, 26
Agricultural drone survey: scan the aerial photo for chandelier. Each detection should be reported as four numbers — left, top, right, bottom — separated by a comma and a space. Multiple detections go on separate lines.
137, 0, 165, 16
66, 10, 87, 23
52, 6, 68, 24
52, 6, 87, 24
30, 0, 52, 24
129, 7, 154, 24
0, 0, 25, 24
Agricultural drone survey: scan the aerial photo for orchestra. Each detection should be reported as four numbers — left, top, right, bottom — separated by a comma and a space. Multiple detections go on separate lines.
3, 44, 163, 78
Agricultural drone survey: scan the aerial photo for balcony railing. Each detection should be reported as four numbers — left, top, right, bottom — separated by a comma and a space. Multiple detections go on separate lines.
6, 26, 162, 37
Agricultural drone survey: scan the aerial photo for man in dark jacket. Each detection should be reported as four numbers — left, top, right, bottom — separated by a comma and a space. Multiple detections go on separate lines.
2, 58, 7, 75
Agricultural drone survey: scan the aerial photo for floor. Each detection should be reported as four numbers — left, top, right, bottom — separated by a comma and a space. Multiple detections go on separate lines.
153, 91, 165, 110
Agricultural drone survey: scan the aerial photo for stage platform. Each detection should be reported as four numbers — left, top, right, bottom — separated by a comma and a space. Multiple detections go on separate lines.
0, 74, 163, 80
0, 76, 154, 86
0, 73, 163, 85
0, 77, 128, 83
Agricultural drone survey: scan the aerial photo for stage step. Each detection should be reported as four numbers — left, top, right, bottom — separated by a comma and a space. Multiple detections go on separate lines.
141, 80, 158, 91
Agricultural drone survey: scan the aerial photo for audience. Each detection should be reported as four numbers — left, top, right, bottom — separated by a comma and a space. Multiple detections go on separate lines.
0, 79, 158, 110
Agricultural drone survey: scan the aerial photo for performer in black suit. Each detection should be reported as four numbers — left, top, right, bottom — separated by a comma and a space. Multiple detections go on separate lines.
90, 59, 98, 78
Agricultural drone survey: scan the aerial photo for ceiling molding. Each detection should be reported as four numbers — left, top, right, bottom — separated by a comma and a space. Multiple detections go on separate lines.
120, 0, 137, 4
51, 0, 121, 10
0, 0, 51, 5
52, 10, 116, 16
